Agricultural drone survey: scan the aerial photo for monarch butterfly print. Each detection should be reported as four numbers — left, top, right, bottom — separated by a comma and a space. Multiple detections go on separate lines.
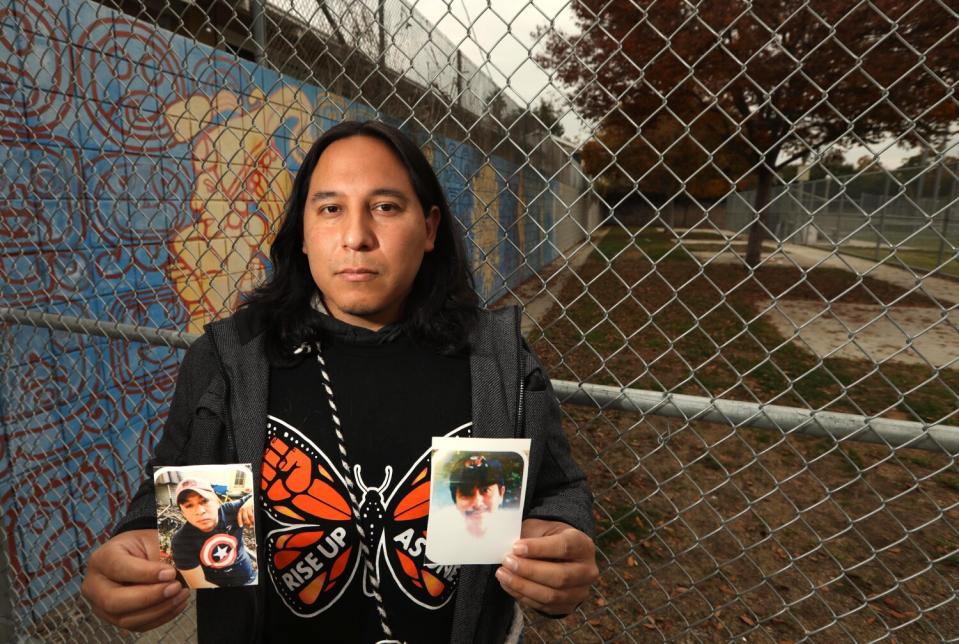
261, 416, 470, 616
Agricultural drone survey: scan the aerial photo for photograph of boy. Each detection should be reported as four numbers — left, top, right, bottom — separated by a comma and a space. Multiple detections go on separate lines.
170, 478, 257, 589
427, 451, 526, 564
451, 455, 510, 539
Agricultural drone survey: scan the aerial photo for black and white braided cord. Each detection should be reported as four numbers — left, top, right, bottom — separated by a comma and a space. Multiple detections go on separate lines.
294, 341, 392, 639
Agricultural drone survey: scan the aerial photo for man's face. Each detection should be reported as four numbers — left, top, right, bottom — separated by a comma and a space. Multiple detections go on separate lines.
454, 483, 504, 537
179, 491, 220, 533
302, 135, 440, 330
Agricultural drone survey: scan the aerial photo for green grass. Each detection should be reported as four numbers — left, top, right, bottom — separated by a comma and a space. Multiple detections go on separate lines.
677, 230, 727, 241
595, 504, 651, 550
596, 226, 695, 262
939, 476, 959, 493
841, 247, 959, 279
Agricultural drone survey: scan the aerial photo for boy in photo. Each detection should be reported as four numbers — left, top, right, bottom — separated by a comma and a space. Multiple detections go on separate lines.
450, 455, 508, 539
171, 478, 257, 588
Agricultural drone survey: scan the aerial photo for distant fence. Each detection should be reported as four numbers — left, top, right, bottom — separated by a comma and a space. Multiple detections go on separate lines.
726, 163, 959, 277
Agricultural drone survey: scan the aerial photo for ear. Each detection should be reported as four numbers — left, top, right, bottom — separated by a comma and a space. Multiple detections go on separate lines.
424, 206, 440, 252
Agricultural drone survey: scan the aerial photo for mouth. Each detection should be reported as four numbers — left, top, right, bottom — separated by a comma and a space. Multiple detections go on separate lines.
336, 267, 378, 282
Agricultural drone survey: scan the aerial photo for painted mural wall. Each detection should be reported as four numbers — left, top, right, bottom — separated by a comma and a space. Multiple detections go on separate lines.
0, 0, 591, 624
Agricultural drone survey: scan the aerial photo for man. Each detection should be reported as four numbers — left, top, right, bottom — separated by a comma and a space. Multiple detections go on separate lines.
450, 455, 508, 539
169, 478, 256, 589
82, 121, 598, 643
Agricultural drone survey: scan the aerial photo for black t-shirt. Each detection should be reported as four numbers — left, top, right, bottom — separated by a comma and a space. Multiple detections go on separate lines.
172, 496, 256, 586
261, 324, 472, 643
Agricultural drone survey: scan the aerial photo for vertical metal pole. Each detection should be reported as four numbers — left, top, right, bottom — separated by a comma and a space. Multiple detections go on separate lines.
0, 528, 12, 644
457, 50, 463, 108
876, 171, 891, 261
251, 0, 266, 66
939, 165, 955, 268
377, 0, 386, 68
834, 179, 843, 243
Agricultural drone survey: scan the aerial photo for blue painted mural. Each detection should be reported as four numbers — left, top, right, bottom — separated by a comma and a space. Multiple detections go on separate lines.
0, 0, 570, 624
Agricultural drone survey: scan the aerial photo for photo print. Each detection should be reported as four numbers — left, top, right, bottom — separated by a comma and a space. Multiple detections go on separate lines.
425, 437, 531, 564
153, 463, 259, 589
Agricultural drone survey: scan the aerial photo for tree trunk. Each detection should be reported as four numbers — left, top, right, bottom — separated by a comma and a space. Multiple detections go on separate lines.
745, 152, 779, 267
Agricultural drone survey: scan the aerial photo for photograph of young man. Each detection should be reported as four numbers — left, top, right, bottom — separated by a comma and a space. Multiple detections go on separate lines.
452, 455, 507, 539
169, 478, 256, 589
81, 120, 599, 643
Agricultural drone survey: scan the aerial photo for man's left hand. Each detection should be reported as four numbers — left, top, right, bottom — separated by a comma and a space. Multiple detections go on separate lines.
495, 518, 599, 616
237, 497, 255, 528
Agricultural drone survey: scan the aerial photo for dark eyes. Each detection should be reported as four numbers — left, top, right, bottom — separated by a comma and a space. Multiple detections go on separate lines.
374, 202, 400, 213
315, 203, 399, 215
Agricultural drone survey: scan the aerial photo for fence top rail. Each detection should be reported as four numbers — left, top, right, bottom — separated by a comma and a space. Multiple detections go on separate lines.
3, 306, 955, 455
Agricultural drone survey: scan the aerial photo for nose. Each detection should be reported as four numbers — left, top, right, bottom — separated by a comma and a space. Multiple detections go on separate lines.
341, 209, 376, 251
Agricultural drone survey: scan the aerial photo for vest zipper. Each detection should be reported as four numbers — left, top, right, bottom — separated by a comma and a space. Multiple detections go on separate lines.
514, 306, 525, 438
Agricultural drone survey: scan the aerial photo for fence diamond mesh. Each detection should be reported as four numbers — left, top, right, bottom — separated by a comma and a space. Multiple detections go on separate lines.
0, 0, 957, 641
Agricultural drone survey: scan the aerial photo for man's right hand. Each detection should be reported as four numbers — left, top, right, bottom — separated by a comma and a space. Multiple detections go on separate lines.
81, 529, 191, 632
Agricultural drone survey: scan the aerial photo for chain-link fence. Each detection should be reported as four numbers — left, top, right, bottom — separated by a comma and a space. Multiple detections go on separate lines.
1, 0, 958, 641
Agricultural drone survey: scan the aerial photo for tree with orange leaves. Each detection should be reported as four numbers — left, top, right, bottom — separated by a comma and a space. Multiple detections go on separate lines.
538, 0, 959, 265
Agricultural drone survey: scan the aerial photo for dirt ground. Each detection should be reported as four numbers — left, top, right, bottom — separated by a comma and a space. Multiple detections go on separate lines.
518, 227, 959, 642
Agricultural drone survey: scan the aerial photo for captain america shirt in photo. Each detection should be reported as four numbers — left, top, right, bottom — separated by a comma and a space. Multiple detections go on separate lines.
260, 321, 472, 643
171, 495, 256, 586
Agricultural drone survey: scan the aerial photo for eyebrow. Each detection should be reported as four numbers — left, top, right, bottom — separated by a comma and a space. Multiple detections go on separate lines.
308, 188, 408, 202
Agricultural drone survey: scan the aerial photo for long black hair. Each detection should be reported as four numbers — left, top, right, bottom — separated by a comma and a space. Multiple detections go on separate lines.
241, 120, 479, 361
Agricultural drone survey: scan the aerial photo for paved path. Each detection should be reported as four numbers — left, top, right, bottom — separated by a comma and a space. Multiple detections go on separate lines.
673, 231, 957, 367
778, 244, 956, 305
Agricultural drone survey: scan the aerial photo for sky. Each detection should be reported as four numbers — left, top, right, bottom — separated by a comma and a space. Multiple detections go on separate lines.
408, 0, 587, 139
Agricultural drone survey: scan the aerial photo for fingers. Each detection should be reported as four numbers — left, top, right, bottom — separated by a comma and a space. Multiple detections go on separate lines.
513, 528, 594, 562
97, 548, 175, 586
82, 530, 187, 632
237, 505, 254, 527
495, 566, 583, 615
498, 526, 599, 615
130, 595, 191, 633
111, 588, 191, 632
502, 554, 595, 591
101, 578, 186, 616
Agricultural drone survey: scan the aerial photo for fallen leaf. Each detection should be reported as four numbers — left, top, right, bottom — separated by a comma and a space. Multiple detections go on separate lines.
595, 597, 607, 607
670, 585, 689, 598
643, 617, 657, 631
720, 584, 735, 596
886, 608, 916, 620
626, 555, 638, 567
740, 614, 755, 626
